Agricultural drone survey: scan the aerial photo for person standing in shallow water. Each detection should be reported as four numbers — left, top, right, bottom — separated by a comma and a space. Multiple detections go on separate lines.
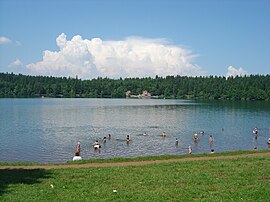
209, 135, 214, 147
194, 132, 198, 142
175, 138, 179, 146
75, 142, 81, 156
253, 128, 259, 139
188, 145, 192, 154
126, 135, 130, 143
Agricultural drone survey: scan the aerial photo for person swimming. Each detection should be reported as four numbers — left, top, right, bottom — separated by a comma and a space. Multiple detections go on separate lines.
194, 132, 198, 141
253, 127, 258, 137
103, 136, 107, 143
126, 135, 130, 143
94, 140, 100, 149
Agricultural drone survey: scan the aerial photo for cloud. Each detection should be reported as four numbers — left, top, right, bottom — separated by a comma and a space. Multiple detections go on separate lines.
8, 59, 24, 67
226, 66, 248, 77
0, 36, 21, 46
27, 33, 203, 79
0, 36, 12, 45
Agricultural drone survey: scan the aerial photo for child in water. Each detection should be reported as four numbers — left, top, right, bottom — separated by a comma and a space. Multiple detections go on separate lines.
126, 135, 130, 142
75, 142, 81, 156
253, 128, 259, 139
188, 145, 192, 154
175, 138, 179, 146
209, 135, 214, 144
194, 132, 198, 141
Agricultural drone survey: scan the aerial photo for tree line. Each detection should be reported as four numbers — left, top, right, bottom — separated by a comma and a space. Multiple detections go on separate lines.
0, 72, 269, 101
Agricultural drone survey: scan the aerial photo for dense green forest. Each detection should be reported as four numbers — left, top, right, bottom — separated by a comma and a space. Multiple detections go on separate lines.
0, 72, 269, 100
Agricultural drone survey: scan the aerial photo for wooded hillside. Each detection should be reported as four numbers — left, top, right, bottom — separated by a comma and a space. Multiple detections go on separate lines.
0, 72, 269, 100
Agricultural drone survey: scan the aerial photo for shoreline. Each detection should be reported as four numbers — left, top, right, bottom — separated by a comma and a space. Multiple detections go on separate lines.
1, 150, 269, 170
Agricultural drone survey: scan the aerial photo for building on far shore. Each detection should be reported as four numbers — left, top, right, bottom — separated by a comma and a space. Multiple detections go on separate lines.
126, 90, 158, 99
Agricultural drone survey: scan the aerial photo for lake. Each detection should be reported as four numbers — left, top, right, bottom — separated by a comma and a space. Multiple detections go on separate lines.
0, 98, 269, 163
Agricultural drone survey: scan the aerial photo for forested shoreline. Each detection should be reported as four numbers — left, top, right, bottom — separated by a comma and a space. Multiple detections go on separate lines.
0, 72, 269, 100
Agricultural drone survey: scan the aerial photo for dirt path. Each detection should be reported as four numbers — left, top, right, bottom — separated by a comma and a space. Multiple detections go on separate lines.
1, 152, 269, 170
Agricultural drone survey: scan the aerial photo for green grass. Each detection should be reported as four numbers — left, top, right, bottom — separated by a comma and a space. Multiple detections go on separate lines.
1, 150, 270, 201
0, 150, 269, 166
65, 149, 270, 164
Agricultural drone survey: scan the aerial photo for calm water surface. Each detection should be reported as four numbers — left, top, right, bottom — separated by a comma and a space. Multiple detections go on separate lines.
0, 98, 269, 163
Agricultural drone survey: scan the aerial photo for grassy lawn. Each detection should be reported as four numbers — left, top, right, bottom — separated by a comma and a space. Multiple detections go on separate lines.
1, 151, 270, 201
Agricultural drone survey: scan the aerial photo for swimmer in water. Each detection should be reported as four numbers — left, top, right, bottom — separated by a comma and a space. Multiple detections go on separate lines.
209, 135, 214, 145
126, 135, 131, 143
253, 128, 258, 139
194, 132, 198, 141
94, 140, 100, 149
161, 132, 166, 137
175, 138, 179, 146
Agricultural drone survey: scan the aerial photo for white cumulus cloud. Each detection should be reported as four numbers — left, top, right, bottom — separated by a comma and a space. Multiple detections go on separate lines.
0, 36, 12, 45
226, 66, 248, 77
27, 33, 203, 79
8, 59, 23, 67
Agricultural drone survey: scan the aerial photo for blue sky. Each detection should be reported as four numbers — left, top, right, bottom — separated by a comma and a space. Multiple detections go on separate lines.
0, 0, 269, 79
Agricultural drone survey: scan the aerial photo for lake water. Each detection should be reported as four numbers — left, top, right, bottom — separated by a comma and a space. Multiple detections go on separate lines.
0, 98, 269, 163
